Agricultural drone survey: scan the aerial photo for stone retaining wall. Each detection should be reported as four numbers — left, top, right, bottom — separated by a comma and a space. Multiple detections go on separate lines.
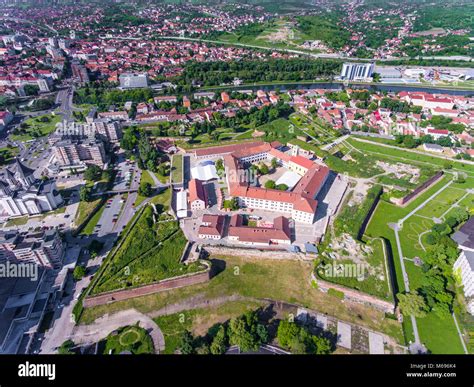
83, 265, 211, 308
313, 273, 395, 314
393, 171, 444, 206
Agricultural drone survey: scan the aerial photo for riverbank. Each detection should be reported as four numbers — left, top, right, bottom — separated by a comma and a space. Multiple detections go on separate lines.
199, 80, 474, 96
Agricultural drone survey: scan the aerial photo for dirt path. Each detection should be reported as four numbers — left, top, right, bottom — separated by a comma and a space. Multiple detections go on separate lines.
72, 309, 165, 353
148, 294, 245, 318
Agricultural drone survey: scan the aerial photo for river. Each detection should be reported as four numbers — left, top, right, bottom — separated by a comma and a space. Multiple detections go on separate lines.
204, 82, 474, 96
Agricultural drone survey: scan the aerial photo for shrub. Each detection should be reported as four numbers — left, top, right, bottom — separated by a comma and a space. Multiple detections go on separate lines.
327, 288, 345, 299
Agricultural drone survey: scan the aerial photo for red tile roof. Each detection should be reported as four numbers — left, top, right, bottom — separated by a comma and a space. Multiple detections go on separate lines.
188, 179, 206, 203
290, 155, 314, 170
199, 214, 225, 236
228, 215, 291, 244
192, 141, 264, 157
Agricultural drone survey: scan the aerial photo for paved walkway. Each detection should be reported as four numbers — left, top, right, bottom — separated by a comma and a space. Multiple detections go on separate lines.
72, 309, 165, 353
452, 313, 468, 354
353, 137, 474, 167
389, 177, 469, 353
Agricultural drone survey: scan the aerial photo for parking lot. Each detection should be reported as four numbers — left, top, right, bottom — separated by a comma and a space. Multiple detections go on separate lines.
112, 151, 137, 192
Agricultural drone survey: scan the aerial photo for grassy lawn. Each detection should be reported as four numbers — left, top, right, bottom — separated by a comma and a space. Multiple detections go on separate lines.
80, 202, 106, 235
3, 206, 67, 227
417, 313, 465, 354
257, 118, 299, 143
364, 175, 467, 353
233, 129, 256, 140
4, 216, 30, 227
91, 199, 203, 294
150, 187, 171, 208
154, 300, 264, 354
135, 170, 155, 206
348, 137, 474, 176
11, 114, 61, 141
75, 198, 102, 228
101, 325, 154, 354
170, 154, 183, 185
81, 255, 404, 344
0, 146, 19, 167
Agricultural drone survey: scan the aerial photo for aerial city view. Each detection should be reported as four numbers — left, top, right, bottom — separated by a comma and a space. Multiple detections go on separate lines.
0, 0, 473, 382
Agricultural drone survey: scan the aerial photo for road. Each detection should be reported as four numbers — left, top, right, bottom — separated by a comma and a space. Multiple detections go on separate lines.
39, 235, 115, 354
55, 86, 74, 122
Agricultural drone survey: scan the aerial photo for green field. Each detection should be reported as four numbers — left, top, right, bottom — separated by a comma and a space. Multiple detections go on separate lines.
170, 154, 183, 185
215, 15, 349, 52
75, 198, 102, 229
91, 200, 204, 294
318, 237, 393, 301
11, 114, 61, 141
135, 170, 155, 206
81, 255, 404, 344
365, 175, 470, 353
80, 202, 106, 235
347, 137, 474, 176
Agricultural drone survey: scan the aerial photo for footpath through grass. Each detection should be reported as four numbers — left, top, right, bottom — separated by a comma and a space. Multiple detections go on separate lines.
365, 175, 468, 353
81, 255, 404, 344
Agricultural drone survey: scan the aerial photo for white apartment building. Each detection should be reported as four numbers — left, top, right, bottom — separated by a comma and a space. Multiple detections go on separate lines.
454, 251, 474, 315
452, 217, 474, 315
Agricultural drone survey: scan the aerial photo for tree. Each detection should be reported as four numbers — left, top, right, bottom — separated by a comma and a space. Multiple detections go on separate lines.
271, 157, 278, 170
79, 186, 92, 202
215, 158, 224, 172
89, 240, 104, 258
73, 265, 86, 281
276, 184, 288, 191
101, 169, 113, 182
58, 340, 75, 355
276, 320, 331, 354
402, 135, 418, 149
223, 197, 239, 211
24, 84, 40, 96
258, 163, 269, 175
227, 311, 267, 352
425, 233, 438, 245
121, 127, 138, 151
264, 180, 276, 189
450, 207, 468, 224
84, 165, 102, 181
138, 182, 152, 197
178, 331, 194, 354
157, 163, 169, 177
277, 320, 301, 348
210, 325, 227, 355
397, 292, 429, 318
